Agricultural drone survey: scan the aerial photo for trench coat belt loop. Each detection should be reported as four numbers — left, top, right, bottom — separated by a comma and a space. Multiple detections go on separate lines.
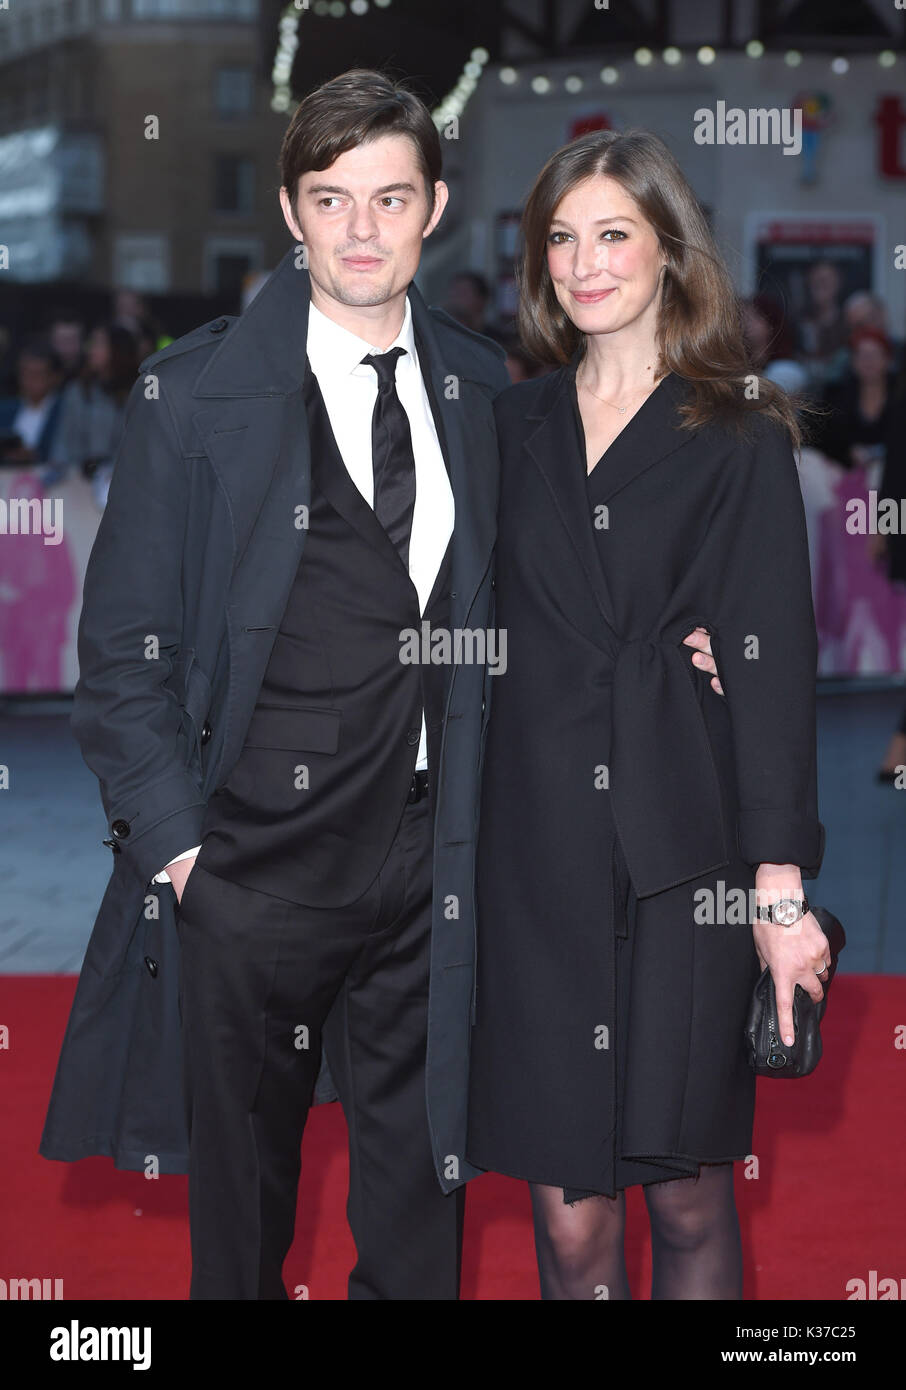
604, 622, 730, 901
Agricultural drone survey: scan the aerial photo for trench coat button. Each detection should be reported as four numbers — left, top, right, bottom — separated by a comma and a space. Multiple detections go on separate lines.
209, 318, 228, 334
144, 956, 159, 978
102, 837, 121, 854
491, 578, 496, 589
200, 719, 212, 745
406, 728, 420, 745
111, 819, 131, 838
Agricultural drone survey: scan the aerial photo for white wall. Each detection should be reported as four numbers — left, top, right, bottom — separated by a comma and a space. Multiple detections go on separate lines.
432, 52, 905, 332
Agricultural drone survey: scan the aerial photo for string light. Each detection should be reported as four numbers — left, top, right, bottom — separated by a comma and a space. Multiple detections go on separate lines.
432, 45, 490, 129
271, 17, 885, 117
271, 6, 300, 112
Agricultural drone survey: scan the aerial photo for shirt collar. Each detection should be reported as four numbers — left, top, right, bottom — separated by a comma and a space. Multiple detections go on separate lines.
306, 294, 417, 382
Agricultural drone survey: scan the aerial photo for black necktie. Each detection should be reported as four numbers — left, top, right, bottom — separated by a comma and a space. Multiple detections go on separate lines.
361, 346, 416, 570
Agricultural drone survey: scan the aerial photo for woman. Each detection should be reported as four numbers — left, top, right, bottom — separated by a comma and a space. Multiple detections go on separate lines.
51, 322, 138, 508
466, 130, 829, 1300
813, 326, 898, 472
741, 293, 808, 399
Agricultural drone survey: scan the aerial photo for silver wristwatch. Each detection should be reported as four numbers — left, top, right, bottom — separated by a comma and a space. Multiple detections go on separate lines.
754, 896, 810, 927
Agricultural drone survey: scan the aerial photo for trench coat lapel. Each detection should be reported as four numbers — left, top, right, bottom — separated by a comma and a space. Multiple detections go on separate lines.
524, 363, 696, 629
408, 286, 498, 635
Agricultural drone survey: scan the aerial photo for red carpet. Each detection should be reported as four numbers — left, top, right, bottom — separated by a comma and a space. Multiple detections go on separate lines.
2, 974, 902, 1300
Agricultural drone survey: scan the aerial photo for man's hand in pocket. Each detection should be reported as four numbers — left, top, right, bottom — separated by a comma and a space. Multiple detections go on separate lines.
167, 854, 199, 905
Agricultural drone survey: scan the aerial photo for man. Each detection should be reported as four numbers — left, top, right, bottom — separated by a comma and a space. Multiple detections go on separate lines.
442, 270, 492, 334
0, 337, 65, 465
40, 68, 721, 1300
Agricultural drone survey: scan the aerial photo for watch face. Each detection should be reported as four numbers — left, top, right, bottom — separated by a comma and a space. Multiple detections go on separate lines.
772, 898, 801, 926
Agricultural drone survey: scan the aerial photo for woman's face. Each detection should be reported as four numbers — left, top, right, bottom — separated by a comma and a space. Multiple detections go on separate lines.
545, 173, 665, 343
742, 304, 772, 358
87, 328, 110, 375
852, 338, 888, 384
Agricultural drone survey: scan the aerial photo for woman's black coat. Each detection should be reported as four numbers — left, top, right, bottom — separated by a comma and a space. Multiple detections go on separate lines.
465, 365, 826, 1192
482, 365, 825, 907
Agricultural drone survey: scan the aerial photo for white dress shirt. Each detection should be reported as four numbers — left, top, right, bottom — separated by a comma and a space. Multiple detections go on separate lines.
13, 394, 58, 453
153, 293, 454, 884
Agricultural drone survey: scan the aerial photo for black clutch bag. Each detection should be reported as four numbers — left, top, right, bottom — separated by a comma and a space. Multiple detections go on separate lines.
744, 906, 846, 1077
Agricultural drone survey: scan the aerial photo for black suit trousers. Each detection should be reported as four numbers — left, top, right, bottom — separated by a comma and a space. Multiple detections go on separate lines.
174, 794, 463, 1299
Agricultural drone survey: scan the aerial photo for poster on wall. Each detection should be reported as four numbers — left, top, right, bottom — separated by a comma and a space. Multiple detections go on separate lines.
0, 464, 100, 695
744, 211, 881, 388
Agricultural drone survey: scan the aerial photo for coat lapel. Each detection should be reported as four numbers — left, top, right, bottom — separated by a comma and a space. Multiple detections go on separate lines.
524, 364, 615, 628
409, 287, 498, 634
524, 363, 697, 629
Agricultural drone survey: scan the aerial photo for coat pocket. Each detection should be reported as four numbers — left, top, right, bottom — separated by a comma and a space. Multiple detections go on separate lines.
242, 704, 341, 753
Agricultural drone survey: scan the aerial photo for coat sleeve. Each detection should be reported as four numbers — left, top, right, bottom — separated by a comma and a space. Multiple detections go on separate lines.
70, 372, 207, 891
709, 414, 825, 879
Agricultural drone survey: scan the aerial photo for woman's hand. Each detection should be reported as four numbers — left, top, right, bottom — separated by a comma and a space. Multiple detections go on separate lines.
752, 865, 830, 1046
682, 626, 723, 695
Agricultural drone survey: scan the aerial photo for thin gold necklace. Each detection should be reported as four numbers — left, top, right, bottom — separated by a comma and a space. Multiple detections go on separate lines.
578, 367, 657, 414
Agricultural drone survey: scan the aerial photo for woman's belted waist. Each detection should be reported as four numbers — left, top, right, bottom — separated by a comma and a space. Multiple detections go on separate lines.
603, 622, 730, 899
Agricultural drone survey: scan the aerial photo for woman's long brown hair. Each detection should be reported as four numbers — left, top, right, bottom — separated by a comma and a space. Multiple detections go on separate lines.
519, 127, 806, 449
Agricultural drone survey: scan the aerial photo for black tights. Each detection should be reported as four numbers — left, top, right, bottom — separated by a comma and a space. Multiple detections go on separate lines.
530, 1161, 742, 1300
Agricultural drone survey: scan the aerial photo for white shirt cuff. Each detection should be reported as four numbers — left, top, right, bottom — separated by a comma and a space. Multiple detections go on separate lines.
152, 845, 202, 884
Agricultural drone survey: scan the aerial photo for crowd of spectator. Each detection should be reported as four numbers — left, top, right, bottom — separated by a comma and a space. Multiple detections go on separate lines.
0, 293, 170, 510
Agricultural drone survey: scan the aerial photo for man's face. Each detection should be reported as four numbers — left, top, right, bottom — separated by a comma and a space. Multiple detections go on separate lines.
445, 277, 486, 326
808, 261, 841, 309
49, 321, 83, 368
280, 133, 448, 315
18, 355, 56, 404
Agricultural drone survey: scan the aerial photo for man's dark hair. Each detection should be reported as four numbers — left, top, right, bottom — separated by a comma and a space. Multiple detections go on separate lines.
279, 68, 442, 218
18, 334, 63, 375
449, 271, 490, 301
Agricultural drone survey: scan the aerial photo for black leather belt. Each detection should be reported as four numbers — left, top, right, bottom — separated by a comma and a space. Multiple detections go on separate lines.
407, 769, 430, 803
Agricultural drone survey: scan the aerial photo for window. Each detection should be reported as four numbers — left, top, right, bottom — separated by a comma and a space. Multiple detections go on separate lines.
213, 154, 255, 214
203, 235, 264, 296
214, 66, 254, 119
113, 234, 171, 291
